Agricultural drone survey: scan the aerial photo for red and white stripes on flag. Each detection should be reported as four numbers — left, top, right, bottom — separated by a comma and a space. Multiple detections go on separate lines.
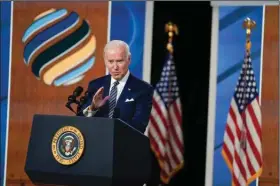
147, 54, 184, 184
221, 52, 263, 186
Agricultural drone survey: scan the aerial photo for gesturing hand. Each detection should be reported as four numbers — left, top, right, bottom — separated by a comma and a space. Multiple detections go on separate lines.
90, 87, 110, 110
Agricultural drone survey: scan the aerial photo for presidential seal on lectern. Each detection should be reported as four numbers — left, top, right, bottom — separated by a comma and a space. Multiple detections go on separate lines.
51, 126, 85, 165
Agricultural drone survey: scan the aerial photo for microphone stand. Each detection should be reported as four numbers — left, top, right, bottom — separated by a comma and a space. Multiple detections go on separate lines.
66, 87, 83, 115
76, 91, 89, 116
66, 95, 79, 115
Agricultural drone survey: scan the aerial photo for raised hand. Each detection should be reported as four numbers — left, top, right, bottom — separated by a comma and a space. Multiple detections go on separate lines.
90, 87, 110, 110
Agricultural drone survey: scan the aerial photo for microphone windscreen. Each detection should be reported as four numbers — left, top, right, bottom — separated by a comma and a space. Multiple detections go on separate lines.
73, 86, 83, 97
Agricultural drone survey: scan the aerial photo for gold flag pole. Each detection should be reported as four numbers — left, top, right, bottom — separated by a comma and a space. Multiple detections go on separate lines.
160, 21, 183, 185
243, 17, 256, 54
236, 16, 257, 183
165, 22, 179, 109
240, 17, 256, 149
165, 22, 179, 54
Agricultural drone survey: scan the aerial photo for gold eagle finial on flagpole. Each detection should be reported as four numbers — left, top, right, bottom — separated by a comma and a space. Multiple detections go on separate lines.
165, 22, 179, 54
243, 17, 256, 52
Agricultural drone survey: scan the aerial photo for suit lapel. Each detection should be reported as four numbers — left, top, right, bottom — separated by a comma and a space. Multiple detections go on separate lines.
116, 74, 133, 108
103, 75, 111, 98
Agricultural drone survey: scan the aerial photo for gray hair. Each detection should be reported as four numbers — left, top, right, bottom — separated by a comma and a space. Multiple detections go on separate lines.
103, 40, 131, 59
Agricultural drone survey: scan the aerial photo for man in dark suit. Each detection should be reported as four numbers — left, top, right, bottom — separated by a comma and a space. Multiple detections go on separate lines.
80, 39, 153, 134
79, 40, 160, 186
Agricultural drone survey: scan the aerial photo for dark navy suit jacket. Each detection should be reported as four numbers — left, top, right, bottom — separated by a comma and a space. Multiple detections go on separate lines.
79, 73, 154, 134
78, 74, 160, 186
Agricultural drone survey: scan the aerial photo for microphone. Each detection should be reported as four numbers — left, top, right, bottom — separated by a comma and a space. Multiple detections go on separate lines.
79, 91, 89, 106
77, 90, 89, 114
66, 86, 83, 114
73, 86, 83, 98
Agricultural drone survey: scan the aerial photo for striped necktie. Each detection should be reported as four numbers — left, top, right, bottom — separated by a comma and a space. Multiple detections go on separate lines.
108, 81, 119, 118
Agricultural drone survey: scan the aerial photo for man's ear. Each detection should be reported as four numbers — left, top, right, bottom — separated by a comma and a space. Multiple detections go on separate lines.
128, 55, 131, 64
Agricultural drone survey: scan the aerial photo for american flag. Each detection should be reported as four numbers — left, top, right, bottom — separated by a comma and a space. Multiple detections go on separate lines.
221, 51, 263, 186
147, 53, 184, 184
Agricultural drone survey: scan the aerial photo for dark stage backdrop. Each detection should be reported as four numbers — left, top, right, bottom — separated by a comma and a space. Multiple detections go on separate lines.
150, 2, 213, 185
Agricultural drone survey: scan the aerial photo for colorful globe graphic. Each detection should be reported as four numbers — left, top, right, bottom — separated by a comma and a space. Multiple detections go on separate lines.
22, 8, 96, 86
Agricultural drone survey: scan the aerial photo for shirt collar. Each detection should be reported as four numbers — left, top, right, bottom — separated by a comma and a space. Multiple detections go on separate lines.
110, 70, 130, 86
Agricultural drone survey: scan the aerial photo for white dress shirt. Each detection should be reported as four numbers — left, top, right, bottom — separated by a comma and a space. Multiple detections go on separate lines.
83, 70, 130, 117
109, 70, 130, 102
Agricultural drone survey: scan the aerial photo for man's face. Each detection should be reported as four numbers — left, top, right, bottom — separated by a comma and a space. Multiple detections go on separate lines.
104, 47, 130, 80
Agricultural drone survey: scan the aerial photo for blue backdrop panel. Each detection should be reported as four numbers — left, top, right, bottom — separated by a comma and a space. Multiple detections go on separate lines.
213, 6, 263, 186
110, 1, 146, 80
0, 2, 12, 186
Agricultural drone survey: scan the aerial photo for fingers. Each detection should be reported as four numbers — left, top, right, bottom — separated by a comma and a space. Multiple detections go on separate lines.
94, 87, 104, 97
92, 87, 103, 99
100, 96, 110, 105
91, 87, 104, 109
102, 96, 110, 104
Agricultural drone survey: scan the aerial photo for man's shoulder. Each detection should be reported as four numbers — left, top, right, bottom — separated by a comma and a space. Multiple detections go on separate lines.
88, 75, 110, 87
130, 74, 153, 91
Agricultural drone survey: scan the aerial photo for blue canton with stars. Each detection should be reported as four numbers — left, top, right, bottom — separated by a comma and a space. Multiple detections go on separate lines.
233, 53, 259, 113
155, 54, 180, 107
